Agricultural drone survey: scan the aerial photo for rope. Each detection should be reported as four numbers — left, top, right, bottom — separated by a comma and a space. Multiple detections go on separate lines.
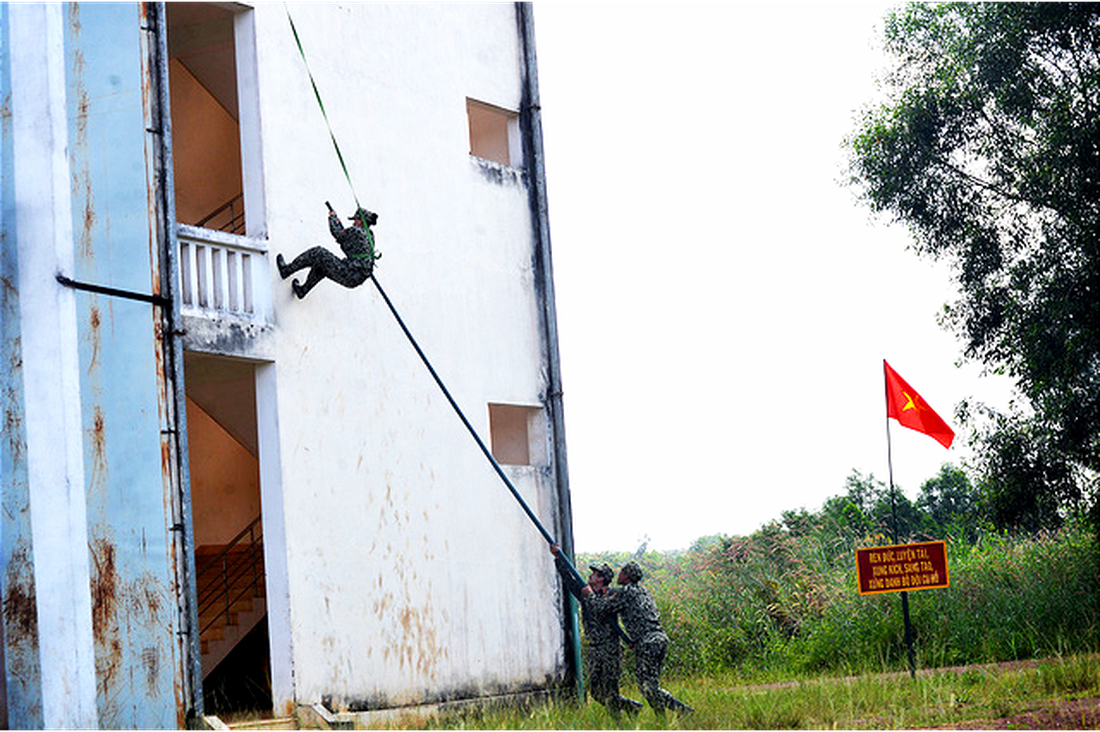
284, 5, 362, 212
370, 275, 587, 591
282, 4, 585, 591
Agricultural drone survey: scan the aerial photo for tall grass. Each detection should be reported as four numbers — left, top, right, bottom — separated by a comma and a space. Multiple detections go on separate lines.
581, 521, 1099, 679
369, 655, 1100, 730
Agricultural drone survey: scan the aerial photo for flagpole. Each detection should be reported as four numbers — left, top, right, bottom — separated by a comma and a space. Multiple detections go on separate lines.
883, 360, 917, 680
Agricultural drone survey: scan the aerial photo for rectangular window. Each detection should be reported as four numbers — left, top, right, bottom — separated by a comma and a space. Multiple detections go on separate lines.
488, 403, 545, 466
467, 98, 521, 167
168, 4, 271, 323
167, 3, 253, 234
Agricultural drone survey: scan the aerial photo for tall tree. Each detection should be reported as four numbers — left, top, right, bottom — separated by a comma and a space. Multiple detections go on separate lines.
917, 464, 983, 539
847, 3, 1099, 531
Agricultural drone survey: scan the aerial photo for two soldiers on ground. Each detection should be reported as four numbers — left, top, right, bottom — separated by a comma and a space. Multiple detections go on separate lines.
552, 548, 692, 717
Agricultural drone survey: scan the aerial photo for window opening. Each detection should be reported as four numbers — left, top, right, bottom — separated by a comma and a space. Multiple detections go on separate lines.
167, 3, 244, 233
488, 403, 545, 466
168, 5, 271, 324
467, 98, 521, 167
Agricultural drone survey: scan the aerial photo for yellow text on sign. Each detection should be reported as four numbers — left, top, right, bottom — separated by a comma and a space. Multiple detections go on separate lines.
855, 541, 949, 595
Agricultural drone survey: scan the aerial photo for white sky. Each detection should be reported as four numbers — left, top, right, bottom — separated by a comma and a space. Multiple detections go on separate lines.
532, 3, 1017, 552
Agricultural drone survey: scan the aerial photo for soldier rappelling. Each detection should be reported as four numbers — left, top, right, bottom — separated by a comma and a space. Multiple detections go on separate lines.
276, 201, 380, 299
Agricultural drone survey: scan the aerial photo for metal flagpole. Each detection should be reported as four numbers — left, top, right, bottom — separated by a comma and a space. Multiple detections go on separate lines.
884, 361, 917, 679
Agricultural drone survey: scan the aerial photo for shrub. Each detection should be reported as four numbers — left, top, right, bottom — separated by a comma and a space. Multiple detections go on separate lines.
579, 521, 1099, 678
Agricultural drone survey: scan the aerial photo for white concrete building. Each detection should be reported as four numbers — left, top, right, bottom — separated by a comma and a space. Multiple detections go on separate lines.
0, 3, 580, 726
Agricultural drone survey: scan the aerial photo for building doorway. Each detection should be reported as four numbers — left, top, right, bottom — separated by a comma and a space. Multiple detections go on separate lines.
184, 352, 271, 714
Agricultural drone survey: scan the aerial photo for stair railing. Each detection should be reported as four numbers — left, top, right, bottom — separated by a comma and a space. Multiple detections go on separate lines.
197, 515, 265, 639
196, 192, 245, 235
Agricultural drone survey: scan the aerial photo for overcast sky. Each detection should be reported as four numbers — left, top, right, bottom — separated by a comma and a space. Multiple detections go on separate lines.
532, 3, 1017, 552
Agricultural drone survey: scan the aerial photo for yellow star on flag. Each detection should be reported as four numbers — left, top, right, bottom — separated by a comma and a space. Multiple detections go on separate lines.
902, 392, 919, 412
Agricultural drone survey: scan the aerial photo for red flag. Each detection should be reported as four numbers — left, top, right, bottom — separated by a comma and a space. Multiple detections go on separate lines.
883, 360, 955, 449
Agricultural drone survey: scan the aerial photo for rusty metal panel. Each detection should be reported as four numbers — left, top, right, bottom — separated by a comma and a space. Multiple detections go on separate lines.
63, 3, 182, 727
0, 6, 46, 727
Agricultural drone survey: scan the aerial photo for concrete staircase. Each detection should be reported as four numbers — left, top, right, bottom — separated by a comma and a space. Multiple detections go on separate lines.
197, 517, 266, 677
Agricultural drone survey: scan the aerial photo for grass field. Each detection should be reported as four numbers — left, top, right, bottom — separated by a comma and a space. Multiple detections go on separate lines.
363, 654, 1100, 730
215, 526, 1098, 729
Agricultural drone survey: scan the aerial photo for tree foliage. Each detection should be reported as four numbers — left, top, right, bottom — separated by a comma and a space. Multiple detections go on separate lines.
847, 3, 1100, 529
579, 469, 1098, 677
917, 464, 983, 540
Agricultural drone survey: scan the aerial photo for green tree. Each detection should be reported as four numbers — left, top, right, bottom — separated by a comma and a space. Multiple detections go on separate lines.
847, 3, 1100, 533
818, 471, 880, 541
974, 415, 1078, 532
818, 470, 923, 542
780, 507, 817, 538
870, 488, 922, 542
916, 463, 983, 539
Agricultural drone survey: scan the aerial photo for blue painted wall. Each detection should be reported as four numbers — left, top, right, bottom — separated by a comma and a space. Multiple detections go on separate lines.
0, 4, 46, 726
63, 3, 183, 727
2, 3, 184, 727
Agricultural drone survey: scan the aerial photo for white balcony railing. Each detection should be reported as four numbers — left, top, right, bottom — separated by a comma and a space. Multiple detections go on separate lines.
176, 224, 272, 323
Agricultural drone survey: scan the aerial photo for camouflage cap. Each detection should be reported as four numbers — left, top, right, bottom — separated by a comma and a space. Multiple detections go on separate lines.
589, 563, 614, 583
621, 561, 644, 583
349, 207, 377, 224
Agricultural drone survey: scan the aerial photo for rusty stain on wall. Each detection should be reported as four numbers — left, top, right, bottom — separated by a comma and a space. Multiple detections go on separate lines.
87, 404, 107, 488
4, 390, 24, 469
142, 646, 159, 693
89, 526, 175, 717
87, 303, 101, 373
88, 530, 124, 723
68, 5, 96, 263
139, 2, 161, 298
396, 598, 447, 679
3, 544, 37, 643
365, 482, 449, 693
130, 573, 163, 626
89, 534, 118, 647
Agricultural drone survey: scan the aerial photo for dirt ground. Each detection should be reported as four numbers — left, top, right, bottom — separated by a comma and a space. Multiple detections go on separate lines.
932, 696, 1100, 729
747, 656, 1100, 730
921, 657, 1100, 729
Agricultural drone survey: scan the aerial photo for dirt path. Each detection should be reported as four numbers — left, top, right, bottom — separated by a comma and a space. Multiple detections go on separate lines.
740, 656, 1100, 729
919, 658, 1100, 730
931, 696, 1100, 729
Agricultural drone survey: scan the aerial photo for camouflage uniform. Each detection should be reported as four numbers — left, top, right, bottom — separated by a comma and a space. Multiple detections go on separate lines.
597, 563, 692, 714
554, 554, 642, 716
277, 210, 378, 299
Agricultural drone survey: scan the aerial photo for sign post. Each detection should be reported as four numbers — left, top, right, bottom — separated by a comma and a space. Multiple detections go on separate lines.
856, 540, 950, 596
855, 539, 949, 679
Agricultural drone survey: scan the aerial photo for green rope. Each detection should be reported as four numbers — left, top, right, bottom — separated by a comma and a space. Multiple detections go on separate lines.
285, 5, 362, 213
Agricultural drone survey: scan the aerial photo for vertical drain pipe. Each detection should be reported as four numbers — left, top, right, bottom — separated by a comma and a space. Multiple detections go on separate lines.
148, 2, 204, 719
515, 2, 584, 702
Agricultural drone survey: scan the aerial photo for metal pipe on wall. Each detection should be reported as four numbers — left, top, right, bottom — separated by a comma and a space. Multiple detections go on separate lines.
515, 1, 584, 702
149, 1, 204, 719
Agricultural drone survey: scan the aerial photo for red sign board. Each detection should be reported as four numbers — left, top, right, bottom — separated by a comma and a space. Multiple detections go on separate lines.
855, 540, 949, 595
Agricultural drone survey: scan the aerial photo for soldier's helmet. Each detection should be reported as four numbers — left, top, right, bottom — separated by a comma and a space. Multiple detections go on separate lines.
350, 207, 378, 226
621, 561, 645, 583
589, 563, 614, 583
